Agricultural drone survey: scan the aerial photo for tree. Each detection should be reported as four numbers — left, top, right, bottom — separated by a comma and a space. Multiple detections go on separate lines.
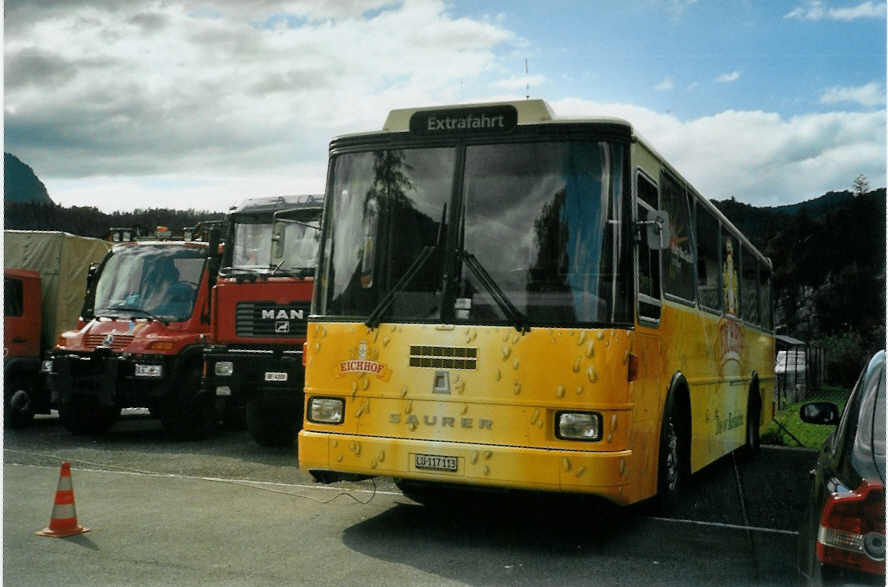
853, 174, 869, 196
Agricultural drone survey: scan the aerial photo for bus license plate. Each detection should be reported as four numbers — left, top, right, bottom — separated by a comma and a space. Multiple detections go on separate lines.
415, 454, 458, 472
264, 371, 288, 382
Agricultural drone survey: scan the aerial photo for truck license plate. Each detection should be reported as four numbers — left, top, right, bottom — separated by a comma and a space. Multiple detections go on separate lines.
264, 371, 288, 382
415, 454, 458, 472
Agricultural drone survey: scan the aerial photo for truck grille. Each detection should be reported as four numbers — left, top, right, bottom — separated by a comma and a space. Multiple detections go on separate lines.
84, 333, 135, 352
235, 302, 310, 338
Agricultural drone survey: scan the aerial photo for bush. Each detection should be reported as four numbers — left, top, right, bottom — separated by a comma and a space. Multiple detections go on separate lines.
816, 332, 871, 387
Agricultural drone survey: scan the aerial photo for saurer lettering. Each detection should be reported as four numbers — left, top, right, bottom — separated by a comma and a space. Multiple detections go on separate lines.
389, 413, 493, 430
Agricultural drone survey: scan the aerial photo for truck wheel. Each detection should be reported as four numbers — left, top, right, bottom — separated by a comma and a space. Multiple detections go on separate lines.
161, 368, 217, 440
59, 397, 118, 435
246, 398, 298, 447
4, 376, 35, 429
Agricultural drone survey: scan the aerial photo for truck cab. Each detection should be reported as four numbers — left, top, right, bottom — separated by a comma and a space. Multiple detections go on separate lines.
46, 227, 222, 438
4, 269, 47, 427
202, 194, 323, 445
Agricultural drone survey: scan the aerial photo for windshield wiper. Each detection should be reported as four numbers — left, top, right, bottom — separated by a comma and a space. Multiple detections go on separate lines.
365, 204, 447, 329
459, 250, 529, 334
365, 245, 436, 329
101, 307, 169, 324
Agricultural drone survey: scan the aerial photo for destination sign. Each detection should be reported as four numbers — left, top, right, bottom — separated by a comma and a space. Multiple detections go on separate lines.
409, 105, 518, 136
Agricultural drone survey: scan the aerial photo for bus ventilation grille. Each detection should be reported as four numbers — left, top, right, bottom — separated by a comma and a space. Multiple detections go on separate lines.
409, 345, 477, 369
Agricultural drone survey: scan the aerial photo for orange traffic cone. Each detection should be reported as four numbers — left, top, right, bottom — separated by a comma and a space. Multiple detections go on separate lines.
36, 462, 90, 538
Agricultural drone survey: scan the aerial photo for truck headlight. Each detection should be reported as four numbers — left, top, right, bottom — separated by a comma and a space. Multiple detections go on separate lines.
214, 361, 234, 377
134, 364, 163, 378
556, 412, 602, 441
308, 397, 344, 424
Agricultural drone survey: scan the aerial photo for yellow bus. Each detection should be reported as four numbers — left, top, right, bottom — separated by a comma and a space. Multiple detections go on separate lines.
298, 99, 775, 507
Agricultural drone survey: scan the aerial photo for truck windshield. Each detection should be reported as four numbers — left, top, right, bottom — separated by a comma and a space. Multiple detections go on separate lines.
316, 139, 631, 326
94, 245, 206, 322
274, 209, 322, 274
231, 222, 273, 270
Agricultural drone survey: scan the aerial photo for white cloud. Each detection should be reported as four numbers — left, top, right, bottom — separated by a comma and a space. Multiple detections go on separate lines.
493, 74, 547, 90
785, 1, 886, 21
552, 98, 885, 206
5, 0, 518, 210
654, 77, 674, 91
716, 71, 741, 83
820, 81, 885, 107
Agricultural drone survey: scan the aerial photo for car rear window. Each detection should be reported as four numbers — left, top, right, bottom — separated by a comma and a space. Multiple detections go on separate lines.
852, 357, 886, 481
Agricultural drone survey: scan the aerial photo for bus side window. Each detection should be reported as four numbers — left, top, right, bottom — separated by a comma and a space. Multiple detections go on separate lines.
759, 262, 773, 330
636, 172, 661, 322
740, 245, 759, 325
696, 202, 721, 312
660, 172, 695, 303
722, 230, 740, 317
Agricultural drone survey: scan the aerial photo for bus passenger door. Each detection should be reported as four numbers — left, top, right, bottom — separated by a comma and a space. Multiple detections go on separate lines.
633, 170, 665, 501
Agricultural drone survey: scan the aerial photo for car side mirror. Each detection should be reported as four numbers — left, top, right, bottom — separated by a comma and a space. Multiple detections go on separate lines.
799, 402, 840, 426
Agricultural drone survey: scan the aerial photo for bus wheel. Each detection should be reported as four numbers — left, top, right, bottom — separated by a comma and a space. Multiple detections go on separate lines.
740, 394, 761, 461
4, 376, 35, 429
246, 398, 297, 447
394, 480, 448, 507
59, 397, 118, 435
656, 406, 682, 511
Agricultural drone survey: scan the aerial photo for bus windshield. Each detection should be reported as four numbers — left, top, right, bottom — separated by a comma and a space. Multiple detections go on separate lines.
317, 140, 630, 326
94, 245, 206, 322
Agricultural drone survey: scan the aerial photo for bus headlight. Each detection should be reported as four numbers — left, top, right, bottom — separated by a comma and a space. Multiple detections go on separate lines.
214, 361, 234, 377
134, 364, 163, 378
556, 412, 602, 441
308, 397, 344, 424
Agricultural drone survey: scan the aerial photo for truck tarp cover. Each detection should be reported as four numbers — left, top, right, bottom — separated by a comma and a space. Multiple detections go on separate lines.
4, 230, 112, 350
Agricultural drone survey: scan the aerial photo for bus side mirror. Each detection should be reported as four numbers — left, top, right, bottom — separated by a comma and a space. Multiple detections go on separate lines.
641, 210, 671, 250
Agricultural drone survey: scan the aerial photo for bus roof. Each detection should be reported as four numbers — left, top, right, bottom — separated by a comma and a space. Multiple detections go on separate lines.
380, 99, 632, 132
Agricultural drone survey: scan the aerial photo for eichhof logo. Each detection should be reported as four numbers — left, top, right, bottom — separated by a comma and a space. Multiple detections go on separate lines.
338, 340, 390, 380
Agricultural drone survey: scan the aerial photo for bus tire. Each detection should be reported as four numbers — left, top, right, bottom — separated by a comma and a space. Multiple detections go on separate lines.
59, 397, 118, 435
739, 387, 761, 461
656, 402, 683, 512
246, 398, 297, 447
4, 376, 35, 429
394, 480, 448, 507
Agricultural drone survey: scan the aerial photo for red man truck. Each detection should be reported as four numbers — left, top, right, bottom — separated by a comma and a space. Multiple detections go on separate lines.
201, 195, 322, 445
46, 225, 222, 438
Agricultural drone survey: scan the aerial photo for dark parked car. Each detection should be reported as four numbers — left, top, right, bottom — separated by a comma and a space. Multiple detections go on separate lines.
797, 350, 886, 584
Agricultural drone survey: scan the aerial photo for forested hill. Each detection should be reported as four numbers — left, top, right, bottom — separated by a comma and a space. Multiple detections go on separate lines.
4, 201, 225, 239
713, 188, 886, 384
4, 153, 53, 205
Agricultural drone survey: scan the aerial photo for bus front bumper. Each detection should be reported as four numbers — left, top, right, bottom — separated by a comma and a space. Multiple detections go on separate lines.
299, 430, 634, 504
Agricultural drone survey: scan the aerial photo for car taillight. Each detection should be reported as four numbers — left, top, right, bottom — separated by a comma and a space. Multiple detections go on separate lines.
817, 479, 885, 575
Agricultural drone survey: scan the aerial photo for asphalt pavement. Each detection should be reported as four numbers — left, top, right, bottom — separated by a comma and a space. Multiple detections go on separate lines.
3, 412, 817, 586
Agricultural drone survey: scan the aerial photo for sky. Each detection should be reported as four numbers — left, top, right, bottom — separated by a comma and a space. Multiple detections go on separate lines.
4, 0, 886, 213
